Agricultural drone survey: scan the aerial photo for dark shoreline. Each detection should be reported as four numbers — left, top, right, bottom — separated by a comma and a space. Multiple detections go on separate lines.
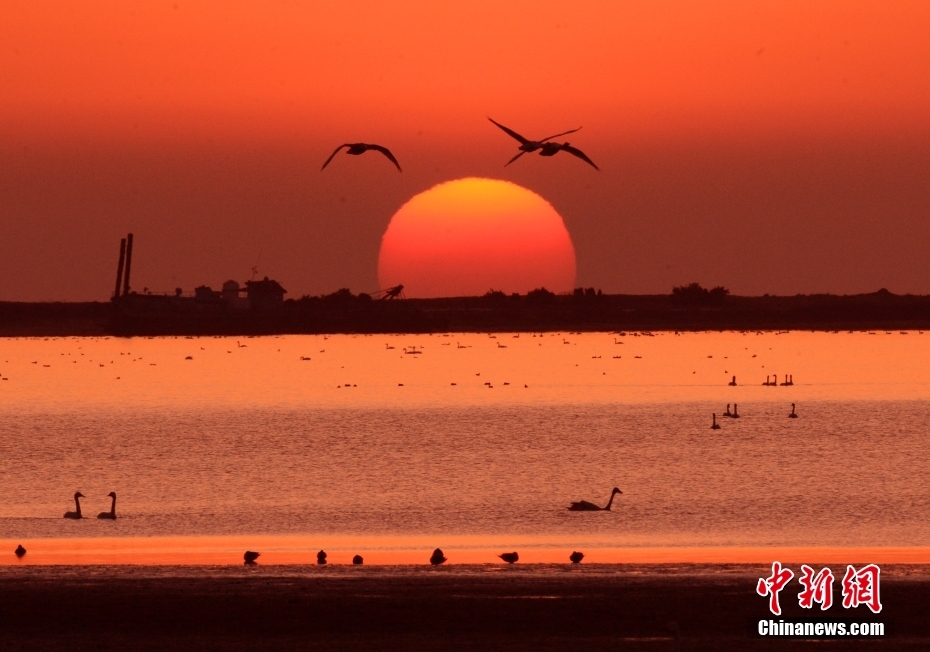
1, 565, 926, 651
3, 289, 930, 337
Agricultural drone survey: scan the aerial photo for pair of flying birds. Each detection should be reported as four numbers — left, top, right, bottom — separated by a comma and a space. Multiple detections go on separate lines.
320, 118, 599, 172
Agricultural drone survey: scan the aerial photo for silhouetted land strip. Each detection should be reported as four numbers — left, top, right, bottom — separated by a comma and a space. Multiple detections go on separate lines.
0, 566, 925, 650
3, 289, 930, 336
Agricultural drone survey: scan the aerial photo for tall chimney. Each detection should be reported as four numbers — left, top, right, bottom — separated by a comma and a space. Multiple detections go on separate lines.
113, 238, 126, 299
122, 233, 134, 296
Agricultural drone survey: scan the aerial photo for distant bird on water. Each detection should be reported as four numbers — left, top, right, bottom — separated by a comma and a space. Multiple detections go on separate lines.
488, 117, 582, 166
731, 404, 740, 419
711, 414, 721, 430
352, 555, 364, 565
789, 403, 798, 418
15, 545, 26, 558
430, 548, 447, 565
317, 550, 328, 565
569, 551, 584, 564
321, 143, 402, 171
97, 492, 117, 519
498, 552, 519, 564
244, 551, 260, 564
64, 492, 85, 519
568, 487, 622, 511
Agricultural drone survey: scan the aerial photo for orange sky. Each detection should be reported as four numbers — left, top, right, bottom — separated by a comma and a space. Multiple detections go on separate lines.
2, 1, 930, 300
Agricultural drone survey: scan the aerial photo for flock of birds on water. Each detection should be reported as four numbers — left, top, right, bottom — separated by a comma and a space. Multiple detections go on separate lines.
710, 374, 800, 430
12, 361, 801, 565
320, 117, 599, 172
11, 487, 623, 565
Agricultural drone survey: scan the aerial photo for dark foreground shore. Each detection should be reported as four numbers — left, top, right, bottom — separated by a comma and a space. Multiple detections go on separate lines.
1, 566, 927, 651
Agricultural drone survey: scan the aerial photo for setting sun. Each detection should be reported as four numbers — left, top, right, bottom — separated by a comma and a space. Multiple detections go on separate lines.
378, 178, 576, 298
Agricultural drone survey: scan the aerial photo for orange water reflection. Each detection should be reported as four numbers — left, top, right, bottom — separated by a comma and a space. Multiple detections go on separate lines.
2, 331, 929, 413
4, 536, 930, 566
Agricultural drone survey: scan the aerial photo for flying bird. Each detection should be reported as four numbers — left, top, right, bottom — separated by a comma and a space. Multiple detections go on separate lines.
97, 492, 117, 519
498, 552, 519, 564
64, 492, 85, 519
568, 487, 622, 511
321, 143, 402, 171
488, 117, 581, 166
244, 551, 260, 564
537, 141, 599, 170
569, 551, 584, 564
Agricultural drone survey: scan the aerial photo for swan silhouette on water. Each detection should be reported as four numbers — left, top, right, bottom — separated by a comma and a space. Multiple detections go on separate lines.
711, 414, 721, 430
498, 552, 519, 564
321, 143, 402, 171
723, 404, 733, 417
244, 551, 260, 564
97, 492, 117, 519
731, 404, 740, 419
789, 403, 798, 418
568, 487, 622, 511
728, 375, 737, 386
569, 551, 584, 564
430, 548, 447, 565
64, 492, 85, 519
488, 117, 581, 166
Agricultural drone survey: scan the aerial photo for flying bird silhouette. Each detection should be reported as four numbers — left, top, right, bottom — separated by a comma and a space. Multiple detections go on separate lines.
538, 141, 599, 170
321, 143, 402, 171
488, 117, 581, 166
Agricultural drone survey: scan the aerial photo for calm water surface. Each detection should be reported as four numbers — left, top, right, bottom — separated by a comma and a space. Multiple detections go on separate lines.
1, 331, 929, 564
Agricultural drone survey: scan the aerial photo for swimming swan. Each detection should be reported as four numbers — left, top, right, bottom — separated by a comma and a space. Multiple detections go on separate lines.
63, 492, 85, 519
97, 492, 117, 519
568, 487, 622, 511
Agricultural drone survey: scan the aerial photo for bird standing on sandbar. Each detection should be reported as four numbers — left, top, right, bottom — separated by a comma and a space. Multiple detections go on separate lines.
499, 552, 519, 564
64, 492, 85, 519
321, 143, 402, 171
568, 487, 622, 511
488, 117, 582, 166
97, 492, 117, 519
